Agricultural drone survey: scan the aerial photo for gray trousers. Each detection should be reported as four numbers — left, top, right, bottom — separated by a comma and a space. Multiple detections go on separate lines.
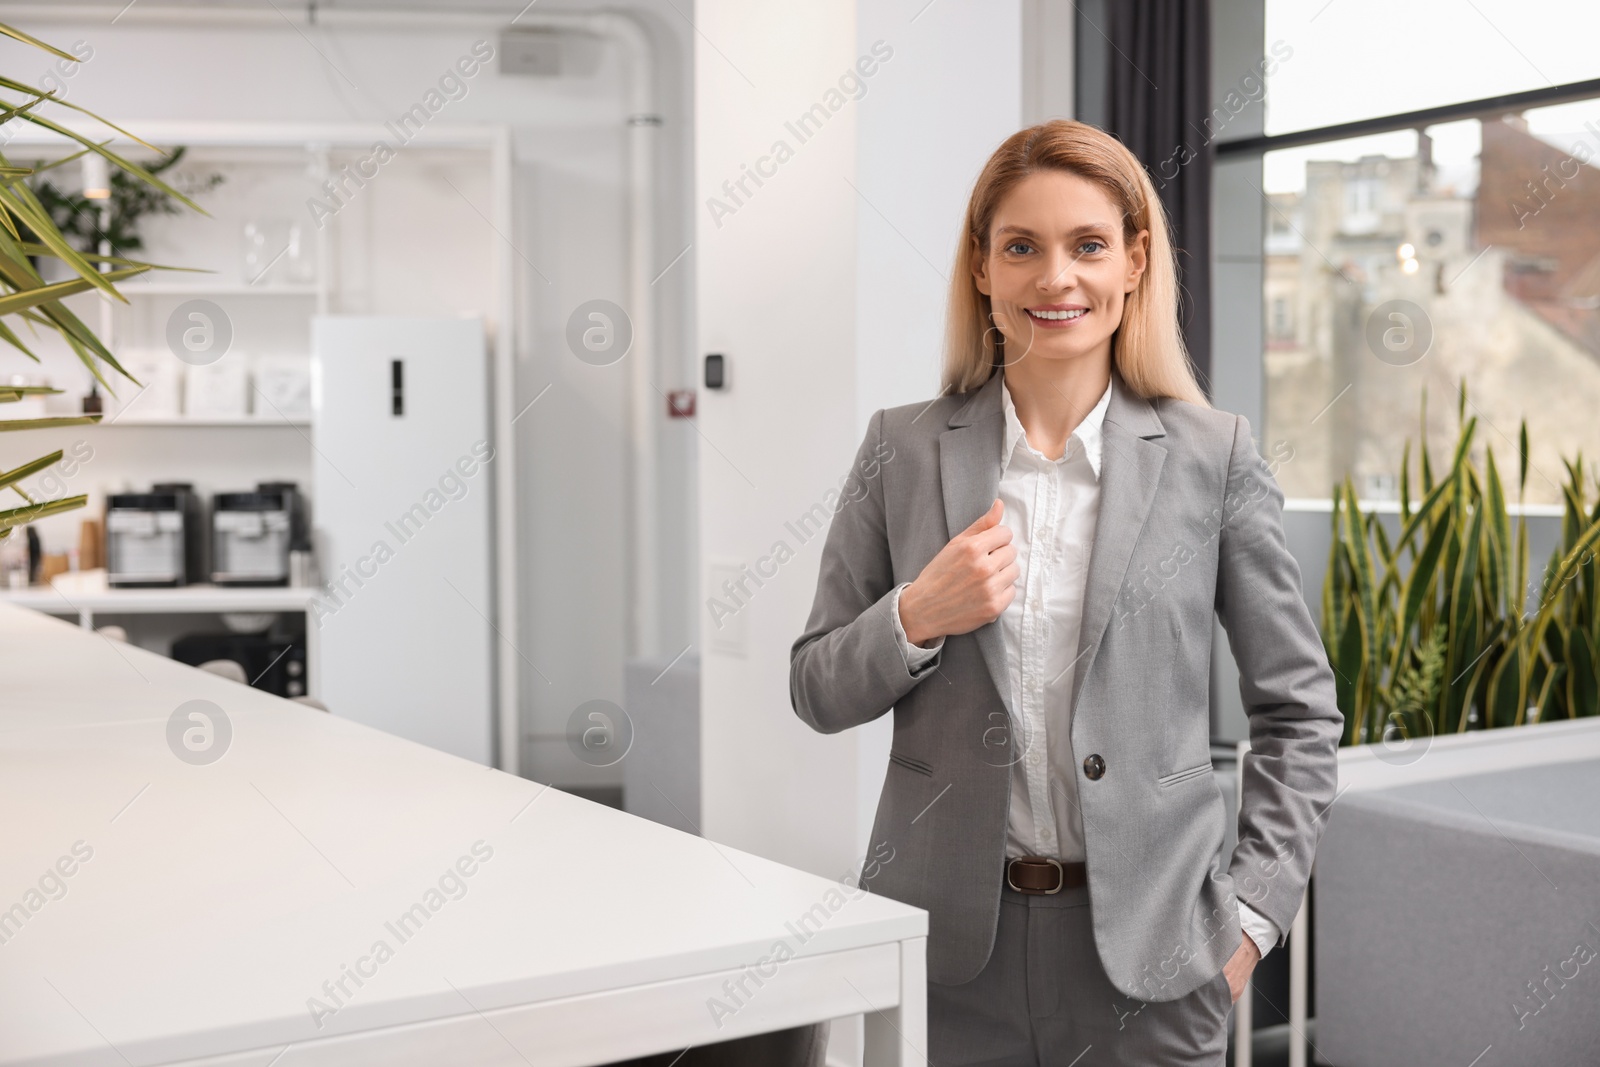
927, 881, 1232, 1066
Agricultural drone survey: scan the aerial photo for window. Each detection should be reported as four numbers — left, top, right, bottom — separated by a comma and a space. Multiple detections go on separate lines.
1263, 0, 1600, 136
1241, 1, 1600, 505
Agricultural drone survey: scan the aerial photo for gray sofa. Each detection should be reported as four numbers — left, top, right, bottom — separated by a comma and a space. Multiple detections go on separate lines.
1314, 757, 1600, 1066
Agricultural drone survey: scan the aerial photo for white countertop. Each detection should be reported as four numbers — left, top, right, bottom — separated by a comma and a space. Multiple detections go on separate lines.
0, 603, 925, 1066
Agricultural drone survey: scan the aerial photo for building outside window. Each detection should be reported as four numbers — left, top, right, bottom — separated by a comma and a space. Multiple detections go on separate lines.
1252, 0, 1600, 507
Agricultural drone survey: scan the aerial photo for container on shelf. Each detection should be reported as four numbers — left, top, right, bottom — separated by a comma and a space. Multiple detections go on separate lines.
108, 355, 182, 421
254, 355, 312, 420
241, 218, 291, 285
185, 358, 250, 419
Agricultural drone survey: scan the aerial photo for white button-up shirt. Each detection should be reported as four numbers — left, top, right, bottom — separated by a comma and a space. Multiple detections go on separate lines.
888, 373, 1279, 959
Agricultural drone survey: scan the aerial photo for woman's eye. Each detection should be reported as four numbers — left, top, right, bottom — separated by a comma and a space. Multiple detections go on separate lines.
1005, 241, 1033, 256
1078, 240, 1105, 255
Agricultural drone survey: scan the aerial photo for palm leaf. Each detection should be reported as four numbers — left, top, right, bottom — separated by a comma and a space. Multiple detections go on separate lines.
0, 24, 76, 62
0, 266, 149, 316
0, 493, 88, 533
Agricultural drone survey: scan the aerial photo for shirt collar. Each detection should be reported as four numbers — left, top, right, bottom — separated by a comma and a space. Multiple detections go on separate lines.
1000, 372, 1113, 479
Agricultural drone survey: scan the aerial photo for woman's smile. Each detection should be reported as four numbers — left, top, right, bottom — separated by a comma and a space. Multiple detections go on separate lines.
1025, 303, 1090, 327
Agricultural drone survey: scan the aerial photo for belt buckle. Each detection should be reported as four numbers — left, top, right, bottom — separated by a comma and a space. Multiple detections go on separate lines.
1007, 857, 1063, 895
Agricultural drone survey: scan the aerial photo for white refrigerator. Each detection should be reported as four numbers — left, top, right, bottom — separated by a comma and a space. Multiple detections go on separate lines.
310, 316, 494, 765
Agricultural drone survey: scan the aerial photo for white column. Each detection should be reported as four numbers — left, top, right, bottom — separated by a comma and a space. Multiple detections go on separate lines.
694, 0, 867, 877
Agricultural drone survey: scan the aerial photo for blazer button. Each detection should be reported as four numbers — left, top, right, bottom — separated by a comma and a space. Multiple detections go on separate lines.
1083, 754, 1106, 780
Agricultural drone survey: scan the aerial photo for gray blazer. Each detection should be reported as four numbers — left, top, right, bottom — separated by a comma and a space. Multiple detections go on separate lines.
789, 366, 1343, 1000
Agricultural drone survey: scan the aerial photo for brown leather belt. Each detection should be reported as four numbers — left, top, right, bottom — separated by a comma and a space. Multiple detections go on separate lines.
1005, 856, 1087, 895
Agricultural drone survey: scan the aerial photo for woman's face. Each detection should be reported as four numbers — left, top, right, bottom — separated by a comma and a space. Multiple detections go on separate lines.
972, 168, 1149, 371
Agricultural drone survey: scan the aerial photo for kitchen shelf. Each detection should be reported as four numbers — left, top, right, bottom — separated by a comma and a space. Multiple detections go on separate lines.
0, 570, 320, 615
112, 282, 321, 296
93, 416, 311, 428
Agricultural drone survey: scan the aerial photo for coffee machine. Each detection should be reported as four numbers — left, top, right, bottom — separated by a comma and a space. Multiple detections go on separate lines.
210, 482, 304, 587
105, 483, 204, 587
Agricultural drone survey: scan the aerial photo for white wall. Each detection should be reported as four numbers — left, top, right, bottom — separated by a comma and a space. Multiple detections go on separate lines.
0, 2, 698, 789
693, 0, 865, 876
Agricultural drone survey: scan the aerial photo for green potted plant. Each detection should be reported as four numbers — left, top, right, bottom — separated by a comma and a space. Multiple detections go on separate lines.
1323, 381, 1600, 749
0, 22, 205, 546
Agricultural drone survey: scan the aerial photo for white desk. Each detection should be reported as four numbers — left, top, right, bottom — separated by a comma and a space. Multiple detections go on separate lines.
0, 603, 928, 1066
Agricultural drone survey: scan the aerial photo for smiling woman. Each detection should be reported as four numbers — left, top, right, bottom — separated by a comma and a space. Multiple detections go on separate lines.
790, 118, 1344, 1066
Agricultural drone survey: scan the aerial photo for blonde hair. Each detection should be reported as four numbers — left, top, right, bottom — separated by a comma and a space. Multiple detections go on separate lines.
941, 119, 1210, 406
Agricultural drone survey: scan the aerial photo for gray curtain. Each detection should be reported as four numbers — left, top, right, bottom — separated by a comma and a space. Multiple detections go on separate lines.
1104, 0, 1214, 396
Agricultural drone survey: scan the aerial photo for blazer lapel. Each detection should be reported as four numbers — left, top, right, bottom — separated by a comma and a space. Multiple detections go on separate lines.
937, 367, 1168, 726
939, 371, 1012, 719
1070, 372, 1167, 717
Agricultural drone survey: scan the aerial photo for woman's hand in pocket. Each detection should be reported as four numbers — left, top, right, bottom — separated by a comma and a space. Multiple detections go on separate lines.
1222, 929, 1261, 1005
898, 499, 1018, 648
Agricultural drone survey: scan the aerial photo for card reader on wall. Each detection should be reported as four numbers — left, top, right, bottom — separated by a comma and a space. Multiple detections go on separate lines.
704, 353, 726, 390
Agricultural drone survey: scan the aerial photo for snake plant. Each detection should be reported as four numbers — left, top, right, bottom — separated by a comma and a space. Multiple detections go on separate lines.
0, 22, 204, 540
1323, 380, 1600, 748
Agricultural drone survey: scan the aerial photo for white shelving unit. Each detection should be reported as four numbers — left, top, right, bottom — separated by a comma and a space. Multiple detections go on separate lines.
1, 120, 518, 769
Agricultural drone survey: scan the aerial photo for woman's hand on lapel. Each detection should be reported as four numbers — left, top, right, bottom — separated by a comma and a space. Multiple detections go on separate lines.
898, 499, 1018, 647
1222, 928, 1261, 1005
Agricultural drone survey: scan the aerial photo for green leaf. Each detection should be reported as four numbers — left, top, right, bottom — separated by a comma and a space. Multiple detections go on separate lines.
1398, 438, 1412, 533
0, 449, 61, 491
0, 493, 88, 532
0, 93, 47, 133
1519, 419, 1529, 497
1532, 662, 1566, 726
1394, 516, 1452, 668
0, 77, 168, 159
7, 140, 102, 180
1447, 505, 1484, 717
0, 415, 102, 432
2, 105, 205, 213
1485, 447, 1511, 614
15, 242, 205, 274
1456, 619, 1503, 734
1322, 491, 1341, 640
0, 179, 124, 301
1568, 626, 1599, 719
1393, 420, 1475, 552
0, 266, 150, 316
0, 22, 78, 62
0, 384, 58, 400
1486, 642, 1522, 730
